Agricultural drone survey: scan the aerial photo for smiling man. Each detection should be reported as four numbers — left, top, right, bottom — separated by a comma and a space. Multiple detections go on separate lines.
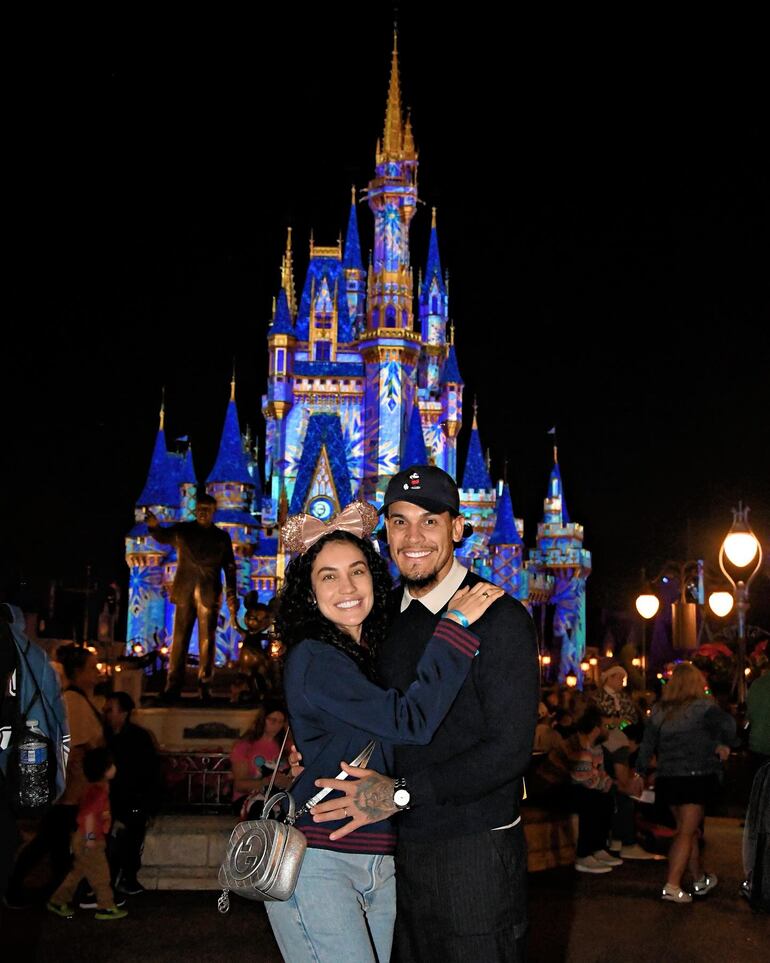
311, 465, 540, 962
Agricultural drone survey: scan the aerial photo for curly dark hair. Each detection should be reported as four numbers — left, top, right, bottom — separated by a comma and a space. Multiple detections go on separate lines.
276, 531, 392, 678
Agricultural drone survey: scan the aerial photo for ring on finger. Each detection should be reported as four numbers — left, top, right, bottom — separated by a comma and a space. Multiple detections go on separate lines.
481, 591, 489, 598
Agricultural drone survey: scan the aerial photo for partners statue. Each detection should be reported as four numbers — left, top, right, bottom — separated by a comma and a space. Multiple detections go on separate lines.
146, 493, 238, 702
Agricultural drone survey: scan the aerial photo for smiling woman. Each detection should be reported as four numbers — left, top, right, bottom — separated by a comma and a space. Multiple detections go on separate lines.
269, 504, 502, 963
310, 540, 375, 643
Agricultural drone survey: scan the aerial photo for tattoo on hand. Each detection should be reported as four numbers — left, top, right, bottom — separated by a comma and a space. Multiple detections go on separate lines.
352, 774, 397, 820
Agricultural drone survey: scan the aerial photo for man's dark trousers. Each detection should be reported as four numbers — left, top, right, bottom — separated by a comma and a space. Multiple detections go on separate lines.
394, 824, 529, 962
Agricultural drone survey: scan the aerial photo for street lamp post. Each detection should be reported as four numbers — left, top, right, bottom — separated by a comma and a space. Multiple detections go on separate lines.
635, 571, 660, 688
717, 502, 763, 705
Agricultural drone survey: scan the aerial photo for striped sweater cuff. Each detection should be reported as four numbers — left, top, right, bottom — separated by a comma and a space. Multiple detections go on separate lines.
299, 824, 397, 855
433, 618, 479, 658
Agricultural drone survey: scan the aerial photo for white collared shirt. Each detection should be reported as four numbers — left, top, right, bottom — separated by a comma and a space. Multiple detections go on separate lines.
400, 557, 468, 614
399, 557, 521, 831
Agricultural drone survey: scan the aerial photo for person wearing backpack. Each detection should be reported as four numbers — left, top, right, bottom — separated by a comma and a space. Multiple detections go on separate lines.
6, 641, 103, 904
0, 603, 69, 901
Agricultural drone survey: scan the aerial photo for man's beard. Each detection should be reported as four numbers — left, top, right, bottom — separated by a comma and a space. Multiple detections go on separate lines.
401, 571, 440, 592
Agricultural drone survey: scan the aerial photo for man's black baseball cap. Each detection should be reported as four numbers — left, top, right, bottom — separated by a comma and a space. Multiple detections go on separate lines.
380, 465, 461, 516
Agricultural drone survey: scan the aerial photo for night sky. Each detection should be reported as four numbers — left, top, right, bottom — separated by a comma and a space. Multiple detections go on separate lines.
5, 8, 769, 634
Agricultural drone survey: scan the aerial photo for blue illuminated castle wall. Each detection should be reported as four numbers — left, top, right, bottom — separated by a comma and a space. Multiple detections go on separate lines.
125, 38, 592, 681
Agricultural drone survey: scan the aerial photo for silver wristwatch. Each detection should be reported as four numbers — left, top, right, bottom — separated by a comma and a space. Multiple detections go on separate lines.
393, 777, 411, 811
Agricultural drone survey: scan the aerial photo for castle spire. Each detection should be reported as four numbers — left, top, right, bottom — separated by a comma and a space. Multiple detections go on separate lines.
382, 29, 404, 160
136, 399, 178, 508
271, 287, 294, 334
462, 401, 492, 490
403, 403, 428, 466
342, 186, 364, 272
281, 227, 296, 319
207, 380, 252, 485
403, 109, 415, 155
490, 483, 523, 546
230, 361, 236, 402
159, 388, 165, 431
421, 207, 447, 300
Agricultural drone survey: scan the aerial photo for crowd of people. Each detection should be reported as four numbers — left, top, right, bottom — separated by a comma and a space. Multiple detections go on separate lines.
1, 461, 768, 957
1, 628, 161, 921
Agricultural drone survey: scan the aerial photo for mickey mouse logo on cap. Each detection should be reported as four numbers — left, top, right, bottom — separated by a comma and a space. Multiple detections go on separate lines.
407, 472, 421, 491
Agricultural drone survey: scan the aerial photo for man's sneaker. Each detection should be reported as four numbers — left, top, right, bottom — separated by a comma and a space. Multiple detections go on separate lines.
620, 843, 665, 861
692, 873, 718, 896
79, 893, 125, 909
662, 883, 692, 903
47, 901, 75, 918
116, 879, 145, 896
575, 855, 613, 874
95, 905, 128, 921
593, 849, 623, 867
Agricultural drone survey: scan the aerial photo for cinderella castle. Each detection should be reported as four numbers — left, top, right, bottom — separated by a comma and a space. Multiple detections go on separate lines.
125, 36, 592, 682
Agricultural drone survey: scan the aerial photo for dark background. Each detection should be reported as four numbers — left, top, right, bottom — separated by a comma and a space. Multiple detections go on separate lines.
4, 6, 769, 636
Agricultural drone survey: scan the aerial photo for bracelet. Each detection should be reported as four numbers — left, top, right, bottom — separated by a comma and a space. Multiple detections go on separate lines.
443, 609, 470, 629
85, 832, 97, 840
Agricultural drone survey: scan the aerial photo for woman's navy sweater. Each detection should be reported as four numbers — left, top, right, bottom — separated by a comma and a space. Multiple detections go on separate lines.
283, 617, 479, 854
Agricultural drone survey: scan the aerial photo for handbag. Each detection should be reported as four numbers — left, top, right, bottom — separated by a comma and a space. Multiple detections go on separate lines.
217, 736, 375, 913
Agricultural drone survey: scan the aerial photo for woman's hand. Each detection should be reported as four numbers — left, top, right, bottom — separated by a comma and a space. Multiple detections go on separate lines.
444, 583, 505, 627
288, 744, 305, 779
273, 771, 294, 790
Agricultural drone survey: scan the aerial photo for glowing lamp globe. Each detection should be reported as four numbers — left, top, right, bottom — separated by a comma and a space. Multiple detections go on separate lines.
565, 673, 578, 688
580, 661, 590, 672
723, 532, 759, 569
708, 592, 734, 618
635, 594, 660, 620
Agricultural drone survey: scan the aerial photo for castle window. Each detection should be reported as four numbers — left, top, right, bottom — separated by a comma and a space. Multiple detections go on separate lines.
431, 296, 438, 313
314, 342, 331, 361
385, 306, 396, 327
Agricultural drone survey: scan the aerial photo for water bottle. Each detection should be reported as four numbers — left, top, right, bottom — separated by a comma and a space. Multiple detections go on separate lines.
18, 720, 49, 807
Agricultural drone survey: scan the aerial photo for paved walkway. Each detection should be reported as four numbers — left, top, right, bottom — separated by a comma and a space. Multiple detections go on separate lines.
2, 818, 765, 962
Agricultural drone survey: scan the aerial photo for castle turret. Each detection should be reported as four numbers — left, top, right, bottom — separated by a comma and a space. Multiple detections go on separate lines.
438, 334, 464, 479
419, 208, 449, 398
264, 286, 297, 527
486, 483, 525, 597
125, 400, 179, 650
529, 445, 592, 683
360, 31, 421, 498
206, 375, 260, 660
459, 402, 496, 551
343, 187, 366, 339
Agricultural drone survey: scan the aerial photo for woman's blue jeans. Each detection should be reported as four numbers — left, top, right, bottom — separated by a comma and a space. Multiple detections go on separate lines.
265, 847, 396, 963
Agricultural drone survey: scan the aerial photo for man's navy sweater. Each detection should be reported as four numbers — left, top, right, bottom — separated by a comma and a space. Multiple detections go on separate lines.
283, 617, 480, 854
378, 570, 539, 842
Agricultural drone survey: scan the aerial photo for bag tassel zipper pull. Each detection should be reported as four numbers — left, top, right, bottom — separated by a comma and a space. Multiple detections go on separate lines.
217, 889, 230, 914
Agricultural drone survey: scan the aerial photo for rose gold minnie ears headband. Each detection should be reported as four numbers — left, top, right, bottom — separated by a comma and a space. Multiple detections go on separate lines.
280, 501, 379, 555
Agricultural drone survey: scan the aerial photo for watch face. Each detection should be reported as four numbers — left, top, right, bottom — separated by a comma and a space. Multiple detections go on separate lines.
394, 788, 410, 807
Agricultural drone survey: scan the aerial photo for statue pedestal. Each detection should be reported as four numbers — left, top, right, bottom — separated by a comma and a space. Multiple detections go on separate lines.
134, 706, 257, 751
